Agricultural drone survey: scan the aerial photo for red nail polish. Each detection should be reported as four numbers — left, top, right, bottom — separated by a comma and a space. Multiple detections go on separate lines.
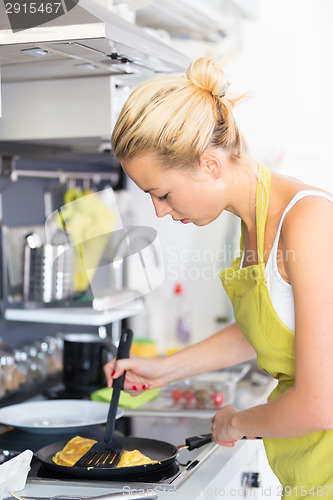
142, 384, 146, 390
111, 370, 115, 376
132, 385, 137, 391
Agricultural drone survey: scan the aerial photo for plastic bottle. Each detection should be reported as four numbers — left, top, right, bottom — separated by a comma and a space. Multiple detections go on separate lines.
172, 283, 192, 350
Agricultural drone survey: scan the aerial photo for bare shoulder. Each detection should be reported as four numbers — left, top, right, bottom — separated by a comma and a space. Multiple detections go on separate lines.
283, 192, 333, 233
282, 193, 333, 282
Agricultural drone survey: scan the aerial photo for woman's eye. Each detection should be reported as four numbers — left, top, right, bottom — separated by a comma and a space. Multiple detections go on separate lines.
158, 193, 168, 201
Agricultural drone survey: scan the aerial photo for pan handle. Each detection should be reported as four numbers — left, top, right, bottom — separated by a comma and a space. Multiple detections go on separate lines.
181, 433, 263, 451
183, 433, 212, 451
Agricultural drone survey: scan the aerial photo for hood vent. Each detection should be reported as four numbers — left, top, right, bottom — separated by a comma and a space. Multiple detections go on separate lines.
0, 0, 190, 83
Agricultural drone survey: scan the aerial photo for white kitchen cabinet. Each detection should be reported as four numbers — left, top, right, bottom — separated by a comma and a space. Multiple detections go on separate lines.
220, 440, 281, 499
0, 76, 133, 148
220, 446, 260, 498
190, 439, 280, 499
254, 441, 282, 499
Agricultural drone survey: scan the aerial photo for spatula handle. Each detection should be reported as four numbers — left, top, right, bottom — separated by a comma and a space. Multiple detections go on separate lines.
112, 328, 133, 390
104, 329, 133, 443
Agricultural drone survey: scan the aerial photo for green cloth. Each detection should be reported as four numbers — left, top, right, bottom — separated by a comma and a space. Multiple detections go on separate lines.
90, 387, 159, 409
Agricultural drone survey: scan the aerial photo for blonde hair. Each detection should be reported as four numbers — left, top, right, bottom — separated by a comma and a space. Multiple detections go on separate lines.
111, 56, 244, 170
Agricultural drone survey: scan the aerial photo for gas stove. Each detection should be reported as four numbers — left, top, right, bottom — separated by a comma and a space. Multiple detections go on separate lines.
0, 422, 217, 492
27, 445, 217, 492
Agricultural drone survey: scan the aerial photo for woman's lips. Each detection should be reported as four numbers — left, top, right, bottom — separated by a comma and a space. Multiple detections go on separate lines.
172, 217, 191, 224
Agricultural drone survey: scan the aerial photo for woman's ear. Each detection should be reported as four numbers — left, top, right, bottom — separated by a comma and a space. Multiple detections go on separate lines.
199, 150, 223, 179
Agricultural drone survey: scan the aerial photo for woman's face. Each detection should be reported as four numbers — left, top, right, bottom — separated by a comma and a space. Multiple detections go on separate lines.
122, 152, 225, 226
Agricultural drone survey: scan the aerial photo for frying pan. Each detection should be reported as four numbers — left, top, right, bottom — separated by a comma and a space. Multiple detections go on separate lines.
37, 434, 213, 480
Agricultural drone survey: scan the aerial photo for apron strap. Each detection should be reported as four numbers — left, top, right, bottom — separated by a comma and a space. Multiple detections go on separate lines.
238, 164, 271, 265
239, 220, 245, 256
256, 164, 271, 264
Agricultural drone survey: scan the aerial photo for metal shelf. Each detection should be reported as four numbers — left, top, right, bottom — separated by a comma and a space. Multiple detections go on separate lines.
0, 145, 122, 186
4, 300, 143, 326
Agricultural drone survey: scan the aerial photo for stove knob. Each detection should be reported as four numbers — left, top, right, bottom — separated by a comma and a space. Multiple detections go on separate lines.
242, 472, 260, 488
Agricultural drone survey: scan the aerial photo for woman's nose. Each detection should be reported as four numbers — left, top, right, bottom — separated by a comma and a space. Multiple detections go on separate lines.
152, 198, 172, 218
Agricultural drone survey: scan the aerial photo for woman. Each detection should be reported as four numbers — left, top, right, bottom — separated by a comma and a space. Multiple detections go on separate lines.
105, 56, 333, 498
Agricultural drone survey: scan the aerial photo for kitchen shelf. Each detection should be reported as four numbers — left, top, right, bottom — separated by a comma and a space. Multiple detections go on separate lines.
4, 299, 143, 326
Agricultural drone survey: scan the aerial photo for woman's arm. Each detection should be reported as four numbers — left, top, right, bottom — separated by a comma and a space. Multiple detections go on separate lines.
105, 321, 256, 395
213, 196, 333, 444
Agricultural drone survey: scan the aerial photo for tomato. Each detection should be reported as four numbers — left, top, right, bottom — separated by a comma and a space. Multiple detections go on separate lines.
212, 392, 225, 407
194, 389, 210, 407
171, 389, 183, 402
183, 388, 195, 403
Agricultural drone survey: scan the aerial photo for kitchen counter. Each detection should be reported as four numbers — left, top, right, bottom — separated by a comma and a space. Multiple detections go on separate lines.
17, 377, 279, 499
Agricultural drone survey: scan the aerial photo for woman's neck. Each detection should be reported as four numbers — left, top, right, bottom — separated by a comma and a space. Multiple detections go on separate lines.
223, 156, 259, 232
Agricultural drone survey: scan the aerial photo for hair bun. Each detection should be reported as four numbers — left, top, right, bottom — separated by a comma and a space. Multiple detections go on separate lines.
186, 56, 229, 98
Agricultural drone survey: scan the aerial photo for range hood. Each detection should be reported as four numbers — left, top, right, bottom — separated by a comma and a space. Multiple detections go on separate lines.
0, 0, 190, 83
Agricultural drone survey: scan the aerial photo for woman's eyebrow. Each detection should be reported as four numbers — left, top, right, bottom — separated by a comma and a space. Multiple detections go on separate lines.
144, 187, 159, 193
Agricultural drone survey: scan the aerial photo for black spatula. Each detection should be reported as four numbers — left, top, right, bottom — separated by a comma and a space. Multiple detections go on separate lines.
75, 328, 133, 469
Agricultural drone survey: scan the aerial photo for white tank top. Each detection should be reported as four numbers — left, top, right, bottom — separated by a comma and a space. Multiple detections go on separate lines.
265, 190, 333, 332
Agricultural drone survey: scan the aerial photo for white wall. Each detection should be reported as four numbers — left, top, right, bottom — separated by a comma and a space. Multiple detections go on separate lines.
176, 0, 333, 188
226, 0, 333, 189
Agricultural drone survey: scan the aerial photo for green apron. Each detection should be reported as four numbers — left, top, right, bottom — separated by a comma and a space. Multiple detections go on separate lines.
219, 164, 333, 499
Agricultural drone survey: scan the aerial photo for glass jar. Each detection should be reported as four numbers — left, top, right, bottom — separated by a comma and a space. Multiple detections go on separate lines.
48, 334, 64, 374
25, 344, 48, 382
0, 362, 6, 398
13, 349, 32, 387
39, 339, 55, 376
0, 355, 20, 392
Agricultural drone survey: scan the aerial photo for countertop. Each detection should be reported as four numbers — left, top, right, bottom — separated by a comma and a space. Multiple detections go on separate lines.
17, 377, 277, 500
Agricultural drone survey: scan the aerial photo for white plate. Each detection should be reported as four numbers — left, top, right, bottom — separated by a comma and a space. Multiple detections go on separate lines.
0, 400, 123, 434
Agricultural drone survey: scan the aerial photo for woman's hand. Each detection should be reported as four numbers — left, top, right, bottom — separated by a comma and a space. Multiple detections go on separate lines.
104, 355, 169, 396
211, 405, 246, 447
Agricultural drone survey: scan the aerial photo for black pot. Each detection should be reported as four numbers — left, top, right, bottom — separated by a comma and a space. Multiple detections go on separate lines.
63, 334, 114, 395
